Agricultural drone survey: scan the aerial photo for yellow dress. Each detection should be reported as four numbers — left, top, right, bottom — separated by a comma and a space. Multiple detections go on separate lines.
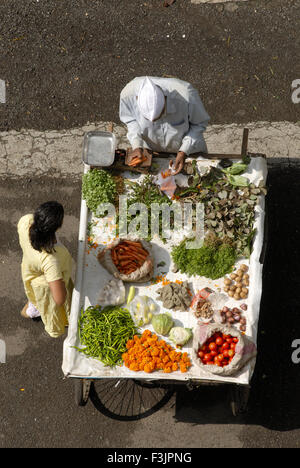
18, 214, 74, 338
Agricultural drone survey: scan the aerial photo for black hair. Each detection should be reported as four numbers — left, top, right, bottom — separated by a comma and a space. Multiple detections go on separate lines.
29, 201, 64, 253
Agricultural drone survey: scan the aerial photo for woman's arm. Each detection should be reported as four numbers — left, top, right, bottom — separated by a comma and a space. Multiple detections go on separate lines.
49, 279, 67, 307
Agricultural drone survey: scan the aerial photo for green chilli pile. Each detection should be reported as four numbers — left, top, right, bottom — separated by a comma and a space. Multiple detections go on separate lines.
76, 305, 138, 367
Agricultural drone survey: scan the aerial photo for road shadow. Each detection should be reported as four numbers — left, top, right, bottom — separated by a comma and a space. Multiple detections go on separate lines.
174, 160, 300, 430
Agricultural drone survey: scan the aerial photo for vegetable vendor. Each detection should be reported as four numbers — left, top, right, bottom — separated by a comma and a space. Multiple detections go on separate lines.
18, 201, 74, 338
119, 76, 210, 174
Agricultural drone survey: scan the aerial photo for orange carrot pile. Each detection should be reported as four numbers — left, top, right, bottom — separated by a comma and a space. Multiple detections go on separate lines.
161, 169, 171, 179
111, 240, 149, 275
122, 329, 192, 374
128, 155, 147, 167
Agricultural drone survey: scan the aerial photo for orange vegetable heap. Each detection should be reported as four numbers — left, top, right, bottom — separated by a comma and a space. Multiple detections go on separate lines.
111, 240, 149, 275
128, 155, 147, 167
122, 329, 192, 374
161, 169, 171, 179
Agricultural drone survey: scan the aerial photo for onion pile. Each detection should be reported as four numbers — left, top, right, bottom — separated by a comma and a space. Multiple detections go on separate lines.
218, 305, 247, 332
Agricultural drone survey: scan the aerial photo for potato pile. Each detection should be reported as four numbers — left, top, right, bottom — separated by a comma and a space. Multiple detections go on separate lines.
223, 264, 249, 300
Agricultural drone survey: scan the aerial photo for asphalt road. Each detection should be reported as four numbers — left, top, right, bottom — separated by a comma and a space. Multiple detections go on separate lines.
1, 0, 300, 451
0, 0, 299, 131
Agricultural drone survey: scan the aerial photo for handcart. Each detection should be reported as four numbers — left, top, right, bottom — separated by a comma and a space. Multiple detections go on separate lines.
62, 128, 268, 417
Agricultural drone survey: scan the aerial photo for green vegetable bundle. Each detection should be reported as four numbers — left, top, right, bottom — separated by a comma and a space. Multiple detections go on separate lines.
82, 169, 117, 214
222, 162, 248, 176
76, 305, 138, 367
171, 237, 236, 280
178, 163, 266, 257
118, 175, 172, 241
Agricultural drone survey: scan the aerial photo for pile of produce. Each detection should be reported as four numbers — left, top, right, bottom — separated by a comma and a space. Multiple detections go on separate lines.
193, 299, 214, 320
122, 329, 192, 373
111, 240, 149, 275
190, 288, 214, 321
197, 331, 239, 368
119, 175, 172, 241
98, 237, 154, 282
128, 154, 148, 167
156, 281, 192, 311
178, 162, 266, 257
171, 235, 236, 280
125, 175, 171, 208
82, 169, 117, 214
76, 305, 138, 367
223, 264, 249, 300
217, 305, 247, 332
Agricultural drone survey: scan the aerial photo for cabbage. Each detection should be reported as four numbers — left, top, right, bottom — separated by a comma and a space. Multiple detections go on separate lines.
169, 327, 193, 346
151, 313, 174, 336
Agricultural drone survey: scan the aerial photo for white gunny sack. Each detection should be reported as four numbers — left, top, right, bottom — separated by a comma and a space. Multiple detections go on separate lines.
192, 322, 257, 377
97, 237, 154, 283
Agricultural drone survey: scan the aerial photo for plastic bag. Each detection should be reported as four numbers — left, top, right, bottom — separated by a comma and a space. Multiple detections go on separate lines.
156, 164, 177, 199
130, 295, 158, 327
98, 278, 125, 307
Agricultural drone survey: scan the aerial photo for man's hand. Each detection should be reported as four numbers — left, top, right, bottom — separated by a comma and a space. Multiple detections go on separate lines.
172, 151, 186, 175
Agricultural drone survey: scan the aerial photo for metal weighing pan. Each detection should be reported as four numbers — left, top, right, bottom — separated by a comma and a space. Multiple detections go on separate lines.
82, 131, 116, 166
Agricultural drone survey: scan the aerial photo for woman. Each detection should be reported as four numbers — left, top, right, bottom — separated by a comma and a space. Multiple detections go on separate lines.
18, 201, 74, 338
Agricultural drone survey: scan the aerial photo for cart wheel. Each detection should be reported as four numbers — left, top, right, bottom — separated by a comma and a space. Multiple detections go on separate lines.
89, 378, 174, 421
74, 379, 92, 407
230, 385, 250, 416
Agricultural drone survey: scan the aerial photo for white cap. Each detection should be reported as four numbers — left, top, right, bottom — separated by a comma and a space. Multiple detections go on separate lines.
137, 77, 165, 121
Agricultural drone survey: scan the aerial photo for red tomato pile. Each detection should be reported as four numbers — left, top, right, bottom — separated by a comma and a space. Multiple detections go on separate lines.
197, 332, 239, 367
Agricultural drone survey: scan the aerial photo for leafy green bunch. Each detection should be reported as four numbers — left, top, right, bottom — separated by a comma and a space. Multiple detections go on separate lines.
82, 169, 117, 214
171, 236, 237, 280
178, 161, 266, 257
118, 175, 172, 241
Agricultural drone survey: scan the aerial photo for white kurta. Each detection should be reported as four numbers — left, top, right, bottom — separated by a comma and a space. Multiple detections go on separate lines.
119, 76, 210, 156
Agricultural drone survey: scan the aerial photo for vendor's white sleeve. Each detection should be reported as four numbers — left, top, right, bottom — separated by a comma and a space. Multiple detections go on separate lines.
179, 87, 210, 155
119, 98, 144, 150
